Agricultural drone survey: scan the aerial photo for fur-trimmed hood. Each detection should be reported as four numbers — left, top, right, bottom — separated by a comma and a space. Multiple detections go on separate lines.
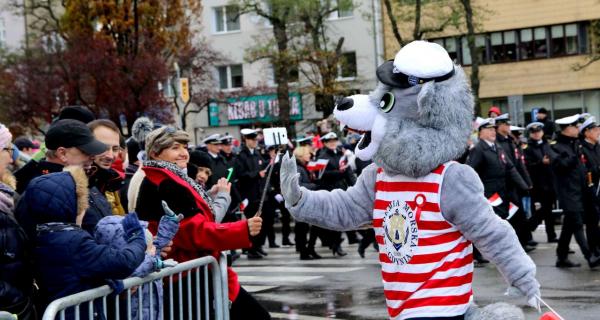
19, 166, 89, 224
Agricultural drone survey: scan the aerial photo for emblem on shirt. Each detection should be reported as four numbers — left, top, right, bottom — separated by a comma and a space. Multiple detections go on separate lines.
383, 200, 418, 265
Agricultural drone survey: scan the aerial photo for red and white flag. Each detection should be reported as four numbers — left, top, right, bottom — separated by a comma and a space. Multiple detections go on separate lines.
488, 193, 503, 207
240, 199, 249, 212
306, 159, 328, 172
507, 202, 519, 220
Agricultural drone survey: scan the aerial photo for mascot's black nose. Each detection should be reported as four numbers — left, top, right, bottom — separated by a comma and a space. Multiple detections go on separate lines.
335, 97, 354, 111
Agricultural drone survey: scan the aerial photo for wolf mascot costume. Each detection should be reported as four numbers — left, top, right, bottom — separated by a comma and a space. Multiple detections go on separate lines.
280, 41, 540, 320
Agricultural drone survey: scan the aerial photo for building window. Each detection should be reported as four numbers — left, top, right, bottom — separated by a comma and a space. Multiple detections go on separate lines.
217, 64, 243, 89
533, 27, 547, 58
519, 28, 534, 60
460, 35, 487, 65
214, 5, 240, 33
330, 0, 353, 19
0, 18, 5, 48
338, 52, 357, 78
490, 31, 516, 63
565, 24, 578, 54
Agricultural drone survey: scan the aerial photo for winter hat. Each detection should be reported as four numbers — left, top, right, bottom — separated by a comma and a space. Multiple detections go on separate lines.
0, 124, 12, 150
125, 137, 141, 164
58, 106, 96, 124
145, 126, 190, 158
94, 215, 150, 248
132, 117, 154, 151
189, 150, 212, 169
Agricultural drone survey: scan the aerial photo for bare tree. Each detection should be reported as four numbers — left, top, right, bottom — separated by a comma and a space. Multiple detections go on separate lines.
460, 0, 481, 115
573, 20, 600, 70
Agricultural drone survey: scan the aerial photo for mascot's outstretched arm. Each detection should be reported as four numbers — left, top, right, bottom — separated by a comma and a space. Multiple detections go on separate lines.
440, 163, 541, 306
280, 152, 375, 231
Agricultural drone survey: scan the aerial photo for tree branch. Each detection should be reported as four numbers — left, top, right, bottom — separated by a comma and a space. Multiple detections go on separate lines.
383, 0, 405, 47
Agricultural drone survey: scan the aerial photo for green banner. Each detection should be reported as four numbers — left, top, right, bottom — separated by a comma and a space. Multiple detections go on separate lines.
226, 92, 302, 125
208, 101, 220, 127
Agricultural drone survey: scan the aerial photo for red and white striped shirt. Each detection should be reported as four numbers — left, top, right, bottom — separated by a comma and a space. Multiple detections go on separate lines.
373, 162, 473, 319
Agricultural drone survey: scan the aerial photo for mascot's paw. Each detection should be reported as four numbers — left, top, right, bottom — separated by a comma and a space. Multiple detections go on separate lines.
280, 152, 302, 206
465, 302, 525, 320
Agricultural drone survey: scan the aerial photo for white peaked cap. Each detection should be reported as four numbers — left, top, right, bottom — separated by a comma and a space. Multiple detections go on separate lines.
393, 41, 454, 78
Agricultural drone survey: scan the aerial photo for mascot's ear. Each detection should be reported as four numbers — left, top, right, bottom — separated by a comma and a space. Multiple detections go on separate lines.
416, 81, 436, 119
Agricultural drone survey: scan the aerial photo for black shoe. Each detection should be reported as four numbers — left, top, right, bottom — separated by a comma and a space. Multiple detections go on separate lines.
547, 237, 558, 243
282, 239, 295, 246
556, 259, 581, 268
256, 248, 269, 256
358, 244, 366, 258
523, 245, 536, 253
333, 246, 347, 257
269, 243, 280, 248
247, 251, 263, 260
308, 248, 322, 259
300, 251, 314, 260
527, 240, 538, 246
588, 254, 600, 269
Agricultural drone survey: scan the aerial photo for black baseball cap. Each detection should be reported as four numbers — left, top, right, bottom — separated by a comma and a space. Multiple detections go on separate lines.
46, 119, 107, 156
14, 137, 36, 150
58, 106, 96, 124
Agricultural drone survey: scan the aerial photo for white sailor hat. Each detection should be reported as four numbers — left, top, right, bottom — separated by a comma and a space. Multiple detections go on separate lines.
219, 134, 234, 144
580, 116, 598, 133
320, 132, 338, 141
240, 128, 258, 137
296, 136, 313, 145
510, 125, 525, 132
475, 117, 495, 130
555, 114, 580, 125
202, 133, 222, 145
376, 41, 455, 88
526, 122, 544, 132
494, 113, 511, 124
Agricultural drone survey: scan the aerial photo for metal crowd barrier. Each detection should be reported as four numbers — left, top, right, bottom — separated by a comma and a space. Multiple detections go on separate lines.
42, 255, 228, 320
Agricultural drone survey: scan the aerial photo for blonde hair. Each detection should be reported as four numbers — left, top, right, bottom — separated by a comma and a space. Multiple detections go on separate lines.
293, 146, 312, 164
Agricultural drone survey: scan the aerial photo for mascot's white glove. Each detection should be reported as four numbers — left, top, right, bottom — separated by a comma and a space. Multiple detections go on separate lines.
280, 153, 302, 207
505, 280, 541, 312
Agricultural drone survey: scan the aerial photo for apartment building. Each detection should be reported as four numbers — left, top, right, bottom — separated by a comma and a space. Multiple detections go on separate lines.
0, 1, 26, 50
190, 0, 384, 143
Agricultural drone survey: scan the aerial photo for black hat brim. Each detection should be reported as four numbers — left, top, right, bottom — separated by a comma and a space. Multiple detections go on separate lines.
376, 61, 408, 88
78, 139, 108, 156
243, 133, 258, 139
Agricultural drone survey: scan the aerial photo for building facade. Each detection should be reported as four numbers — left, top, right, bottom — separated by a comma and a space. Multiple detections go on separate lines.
382, 0, 600, 125
190, 0, 384, 144
0, 1, 26, 51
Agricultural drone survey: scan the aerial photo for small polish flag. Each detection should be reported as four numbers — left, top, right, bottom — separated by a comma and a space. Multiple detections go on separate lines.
306, 159, 328, 172
488, 193, 503, 207
240, 199, 249, 211
507, 202, 519, 220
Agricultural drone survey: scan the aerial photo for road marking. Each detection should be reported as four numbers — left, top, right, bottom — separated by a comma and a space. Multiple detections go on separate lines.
243, 285, 279, 293
235, 266, 363, 273
238, 275, 322, 283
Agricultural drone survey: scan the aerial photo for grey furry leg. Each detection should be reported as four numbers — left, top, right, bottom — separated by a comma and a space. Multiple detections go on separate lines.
465, 302, 524, 320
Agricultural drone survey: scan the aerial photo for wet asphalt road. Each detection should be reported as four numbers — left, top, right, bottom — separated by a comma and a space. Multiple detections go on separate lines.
232, 228, 600, 320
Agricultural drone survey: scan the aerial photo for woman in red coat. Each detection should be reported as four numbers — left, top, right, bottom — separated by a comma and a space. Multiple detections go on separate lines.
134, 126, 270, 319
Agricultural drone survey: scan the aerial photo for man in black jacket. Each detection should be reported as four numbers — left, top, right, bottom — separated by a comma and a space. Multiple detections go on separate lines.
202, 134, 229, 189
316, 132, 357, 256
536, 108, 556, 141
579, 116, 600, 257
235, 129, 267, 259
524, 122, 558, 242
551, 114, 600, 268
495, 114, 535, 249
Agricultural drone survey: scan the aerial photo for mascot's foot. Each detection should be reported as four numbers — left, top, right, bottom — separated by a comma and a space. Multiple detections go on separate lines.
465, 302, 524, 320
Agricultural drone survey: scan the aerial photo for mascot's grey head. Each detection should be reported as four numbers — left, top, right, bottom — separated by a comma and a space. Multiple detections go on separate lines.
334, 40, 473, 178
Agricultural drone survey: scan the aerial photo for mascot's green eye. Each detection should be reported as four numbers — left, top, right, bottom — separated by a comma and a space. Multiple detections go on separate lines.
379, 92, 395, 113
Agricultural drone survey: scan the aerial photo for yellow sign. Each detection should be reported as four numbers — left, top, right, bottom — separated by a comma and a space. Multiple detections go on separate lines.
179, 78, 190, 103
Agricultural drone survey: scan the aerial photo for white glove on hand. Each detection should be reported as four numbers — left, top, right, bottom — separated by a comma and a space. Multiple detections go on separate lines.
275, 194, 284, 203
280, 152, 302, 207
505, 284, 541, 312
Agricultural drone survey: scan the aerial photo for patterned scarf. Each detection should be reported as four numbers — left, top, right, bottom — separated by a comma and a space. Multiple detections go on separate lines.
143, 160, 215, 214
37, 222, 80, 234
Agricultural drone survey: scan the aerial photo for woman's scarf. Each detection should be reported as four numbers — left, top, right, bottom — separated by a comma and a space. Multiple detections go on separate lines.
143, 160, 215, 214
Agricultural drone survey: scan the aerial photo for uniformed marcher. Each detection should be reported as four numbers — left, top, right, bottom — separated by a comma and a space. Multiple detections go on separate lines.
235, 129, 268, 259
316, 132, 356, 256
201, 134, 229, 189
551, 114, 600, 268
467, 118, 531, 262
495, 114, 535, 250
578, 116, 600, 256
536, 107, 556, 141
524, 122, 558, 242
219, 135, 237, 166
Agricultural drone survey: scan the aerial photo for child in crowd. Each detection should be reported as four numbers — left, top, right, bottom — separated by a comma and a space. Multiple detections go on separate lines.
188, 158, 232, 224
94, 201, 181, 320
21, 167, 147, 320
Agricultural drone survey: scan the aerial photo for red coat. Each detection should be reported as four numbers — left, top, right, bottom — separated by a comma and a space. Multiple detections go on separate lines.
142, 166, 252, 301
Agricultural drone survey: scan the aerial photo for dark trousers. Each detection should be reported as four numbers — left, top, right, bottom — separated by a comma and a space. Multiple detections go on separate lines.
584, 201, 600, 255
244, 201, 274, 250
279, 205, 292, 242
230, 287, 271, 320
308, 225, 325, 249
295, 221, 309, 252
557, 211, 591, 261
358, 229, 376, 250
529, 196, 557, 240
